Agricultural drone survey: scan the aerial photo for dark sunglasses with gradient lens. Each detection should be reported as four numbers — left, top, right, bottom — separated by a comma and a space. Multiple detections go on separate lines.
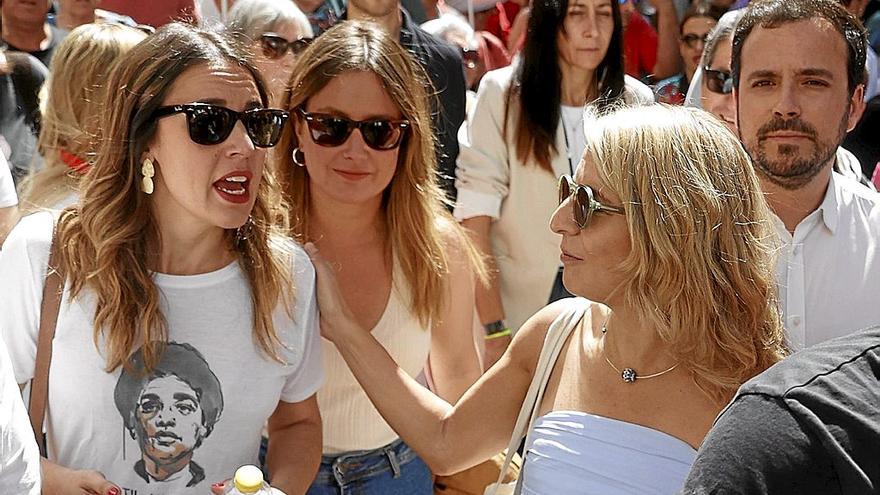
260, 33, 312, 59
296, 108, 410, 150
703, 67, 734, 94
152, 103, 289, 148
558, 175, 624, 229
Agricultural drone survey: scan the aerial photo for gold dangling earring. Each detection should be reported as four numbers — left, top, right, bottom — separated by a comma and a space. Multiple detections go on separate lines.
141, 157, 155, 194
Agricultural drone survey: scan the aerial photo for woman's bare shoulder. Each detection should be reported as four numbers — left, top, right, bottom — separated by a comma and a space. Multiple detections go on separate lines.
508, 297, 601, 372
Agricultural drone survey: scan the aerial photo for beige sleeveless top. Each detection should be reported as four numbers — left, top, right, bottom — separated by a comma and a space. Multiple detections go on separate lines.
318, 261, 432, 454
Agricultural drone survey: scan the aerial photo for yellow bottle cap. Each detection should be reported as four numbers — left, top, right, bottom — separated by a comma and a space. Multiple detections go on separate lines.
233, 465, 265, 494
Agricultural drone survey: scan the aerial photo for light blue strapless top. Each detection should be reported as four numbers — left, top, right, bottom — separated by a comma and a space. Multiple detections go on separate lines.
520, 411, 698, 495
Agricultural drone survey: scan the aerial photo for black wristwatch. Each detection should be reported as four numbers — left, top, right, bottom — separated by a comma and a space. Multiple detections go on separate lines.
483, 320, 507, 336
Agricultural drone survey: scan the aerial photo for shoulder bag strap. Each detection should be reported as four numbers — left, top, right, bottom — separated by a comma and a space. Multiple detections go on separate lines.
28, 226, 63, 457
487, 299, 589, 494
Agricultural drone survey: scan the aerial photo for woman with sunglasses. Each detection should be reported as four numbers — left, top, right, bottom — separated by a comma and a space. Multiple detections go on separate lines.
277, 21, 484, 495
0, 24, 323, 495
455, 0, 652, 367
653, 1, 724, 105
227, 0, 313, 105
688, 9, 742, 132
309, 103, 788, 495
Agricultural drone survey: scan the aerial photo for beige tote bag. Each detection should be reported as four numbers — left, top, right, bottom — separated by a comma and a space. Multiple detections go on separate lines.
484, 300, 588, 495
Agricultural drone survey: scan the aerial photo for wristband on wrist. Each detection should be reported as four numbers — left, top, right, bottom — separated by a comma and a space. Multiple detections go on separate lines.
484, 328, 512, 340
483, 319, 506, 335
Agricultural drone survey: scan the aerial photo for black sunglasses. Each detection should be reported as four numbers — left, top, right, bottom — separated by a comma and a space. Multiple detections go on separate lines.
558, 175, 624, 229
152, 103, 289, 148
296, 108, 410, 151
680, 33, 709, 49
703, 67, 734, 95
260, 33, 312, 59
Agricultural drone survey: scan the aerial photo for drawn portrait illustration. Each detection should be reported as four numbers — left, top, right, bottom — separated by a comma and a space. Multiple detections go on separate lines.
114, 342, 224, 488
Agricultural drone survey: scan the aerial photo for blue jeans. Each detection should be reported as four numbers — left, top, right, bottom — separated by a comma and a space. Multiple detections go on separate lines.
306, 439, 433, 495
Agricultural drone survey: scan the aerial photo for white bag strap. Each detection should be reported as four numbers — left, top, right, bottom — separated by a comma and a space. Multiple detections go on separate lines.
487, 299, 588, 495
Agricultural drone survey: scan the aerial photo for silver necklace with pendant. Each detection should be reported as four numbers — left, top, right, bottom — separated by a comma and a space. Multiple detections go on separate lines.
601, 321, 678, 383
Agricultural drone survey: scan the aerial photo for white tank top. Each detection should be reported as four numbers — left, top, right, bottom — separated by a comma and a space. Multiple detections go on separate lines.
318, 261, 432, 454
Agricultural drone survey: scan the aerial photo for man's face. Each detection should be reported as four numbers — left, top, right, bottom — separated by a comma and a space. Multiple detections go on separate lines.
2, 0, 51, 25
135, 375, 206, 465
735, 18, 863, 190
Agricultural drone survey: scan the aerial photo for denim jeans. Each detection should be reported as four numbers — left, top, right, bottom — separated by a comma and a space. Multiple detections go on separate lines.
306, 439, 433, 495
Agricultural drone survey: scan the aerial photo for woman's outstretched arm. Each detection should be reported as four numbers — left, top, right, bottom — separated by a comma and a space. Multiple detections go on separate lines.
306, 242, 564, 475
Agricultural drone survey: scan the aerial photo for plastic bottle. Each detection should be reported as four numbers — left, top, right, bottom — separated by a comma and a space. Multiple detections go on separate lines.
224, 465, 272, 495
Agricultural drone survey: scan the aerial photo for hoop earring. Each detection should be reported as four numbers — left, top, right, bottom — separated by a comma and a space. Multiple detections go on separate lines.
141, 157, 155, 194
234, 216, 254, 250
292, 147, 306, 167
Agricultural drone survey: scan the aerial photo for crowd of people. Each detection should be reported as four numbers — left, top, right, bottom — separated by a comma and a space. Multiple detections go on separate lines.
0, 0, 879, 494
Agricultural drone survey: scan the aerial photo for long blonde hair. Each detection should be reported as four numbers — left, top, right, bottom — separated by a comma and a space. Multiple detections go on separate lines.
277, 21, 484, 327
18, 23, 147, 213
57, 23, 293, 373
586, 104, 787, 403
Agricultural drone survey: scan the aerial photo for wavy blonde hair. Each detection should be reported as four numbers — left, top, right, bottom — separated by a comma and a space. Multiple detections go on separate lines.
585, 104, 787, 403
276, 21, 484, 327
18, 23, 147, 213
56, 23, 293, 373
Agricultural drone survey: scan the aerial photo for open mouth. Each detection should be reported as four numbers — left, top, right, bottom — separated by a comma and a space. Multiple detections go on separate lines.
213, 172, 252, 204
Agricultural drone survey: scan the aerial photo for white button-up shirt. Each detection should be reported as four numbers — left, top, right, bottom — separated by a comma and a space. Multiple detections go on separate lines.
773, 172, 880, 350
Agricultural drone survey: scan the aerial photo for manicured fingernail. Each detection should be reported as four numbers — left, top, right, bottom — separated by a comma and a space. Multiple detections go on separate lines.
212, 482, 224, 489
108, 488, 119, 495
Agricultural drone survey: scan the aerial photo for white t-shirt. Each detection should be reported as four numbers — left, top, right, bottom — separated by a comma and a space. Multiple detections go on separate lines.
559, 105, 586, 179
0, 153, 18, 208
0, 334, 40, 495
0, 212, 323, 494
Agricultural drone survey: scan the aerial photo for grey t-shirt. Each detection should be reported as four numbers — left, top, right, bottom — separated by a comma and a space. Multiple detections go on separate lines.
682, 325, 880, 494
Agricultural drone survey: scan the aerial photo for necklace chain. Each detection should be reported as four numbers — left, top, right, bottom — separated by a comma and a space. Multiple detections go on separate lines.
601, 320, 679, 383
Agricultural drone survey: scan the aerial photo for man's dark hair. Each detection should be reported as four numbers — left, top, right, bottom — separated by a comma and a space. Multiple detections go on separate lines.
731, 0, 867, 95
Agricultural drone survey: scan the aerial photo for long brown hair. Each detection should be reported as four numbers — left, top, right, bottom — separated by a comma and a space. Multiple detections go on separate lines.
19, 23, 147, 212
277, 21, 484, 327
57, 23, 293, 373
506, 0, 625, 172
587, 104, 787, 403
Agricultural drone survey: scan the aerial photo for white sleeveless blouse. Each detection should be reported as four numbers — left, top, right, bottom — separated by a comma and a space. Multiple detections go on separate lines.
317, 261, 431, 454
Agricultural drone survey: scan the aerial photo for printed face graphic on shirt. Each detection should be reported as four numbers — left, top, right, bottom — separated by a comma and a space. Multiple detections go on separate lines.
135, 375, 206, 464
114, 342, 224, 487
